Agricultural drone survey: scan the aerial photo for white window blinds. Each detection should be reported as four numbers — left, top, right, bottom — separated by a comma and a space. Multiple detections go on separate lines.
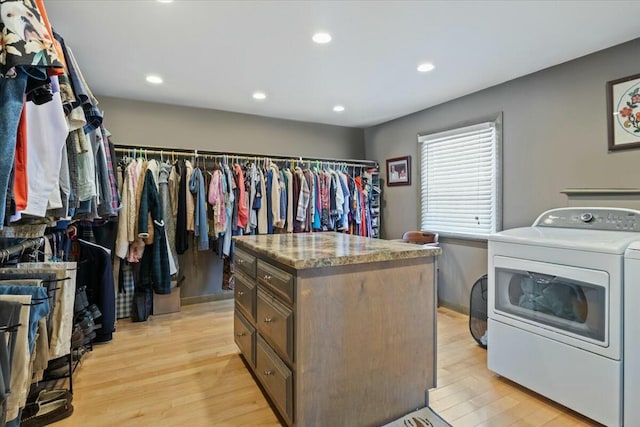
418, 121, 501, 238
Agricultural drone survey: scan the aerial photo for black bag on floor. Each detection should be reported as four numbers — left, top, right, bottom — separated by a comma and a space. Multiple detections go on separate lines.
131, 287, 153, 322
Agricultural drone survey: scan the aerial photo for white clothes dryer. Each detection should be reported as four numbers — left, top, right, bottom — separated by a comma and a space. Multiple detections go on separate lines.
488, 207, 640, 426
624, 242, 640, 426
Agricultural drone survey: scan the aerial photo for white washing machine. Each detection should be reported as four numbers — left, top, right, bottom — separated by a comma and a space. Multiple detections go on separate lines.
624, 242, 640, 425
488, 207, 640, 426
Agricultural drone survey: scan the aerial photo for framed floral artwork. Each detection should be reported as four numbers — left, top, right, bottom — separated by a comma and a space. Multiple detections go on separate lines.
607, 73, 640, 151
386, 156, 411, 186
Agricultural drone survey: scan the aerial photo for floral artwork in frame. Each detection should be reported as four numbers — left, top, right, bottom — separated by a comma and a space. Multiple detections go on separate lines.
607, 73, 640, 151
386, 156, 411, 186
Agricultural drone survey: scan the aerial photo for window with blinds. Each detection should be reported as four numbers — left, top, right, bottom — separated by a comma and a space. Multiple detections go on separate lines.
418, 120, 502, 239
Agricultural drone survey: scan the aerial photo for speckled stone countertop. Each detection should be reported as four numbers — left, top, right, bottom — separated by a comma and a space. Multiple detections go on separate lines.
234, 232, 441, 269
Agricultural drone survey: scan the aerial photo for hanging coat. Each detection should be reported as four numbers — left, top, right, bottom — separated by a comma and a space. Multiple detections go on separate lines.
138, 170, 171, 295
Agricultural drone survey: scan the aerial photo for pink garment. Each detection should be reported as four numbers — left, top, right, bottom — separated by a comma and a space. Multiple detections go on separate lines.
234, 164, 248, 229
208, 169, 226, 235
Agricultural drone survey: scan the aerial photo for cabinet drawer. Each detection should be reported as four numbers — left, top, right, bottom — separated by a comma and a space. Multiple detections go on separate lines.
235, 248, 256, 279
235, 271, 256, 322
256, 335, 293, 424
257, 260, 294, 304
234, 310, 255, 368
257, 288, 294, 363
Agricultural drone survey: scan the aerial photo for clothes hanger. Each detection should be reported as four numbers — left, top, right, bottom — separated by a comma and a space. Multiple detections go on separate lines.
0, 323, 21, 332
41, 277, 70, 284
22, 301, 45, 307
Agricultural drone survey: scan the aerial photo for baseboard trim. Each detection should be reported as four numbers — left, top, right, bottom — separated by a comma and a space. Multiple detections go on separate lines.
438, 300, 469, 315
181, 292, 234, 306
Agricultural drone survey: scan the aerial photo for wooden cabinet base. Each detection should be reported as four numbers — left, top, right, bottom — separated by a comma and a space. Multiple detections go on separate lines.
235, 244, 438, 426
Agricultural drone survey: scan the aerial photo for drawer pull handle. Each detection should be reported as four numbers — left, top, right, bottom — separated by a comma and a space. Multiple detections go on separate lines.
263, 317, 273, 323
235, 332, 246, 337
263, 369, 273, 376
238, 259, 245, 264
263, 274, 272, 281
237, 291, 244, 296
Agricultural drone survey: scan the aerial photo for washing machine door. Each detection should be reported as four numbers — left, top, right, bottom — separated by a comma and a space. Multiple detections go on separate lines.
492, 256, 609, 349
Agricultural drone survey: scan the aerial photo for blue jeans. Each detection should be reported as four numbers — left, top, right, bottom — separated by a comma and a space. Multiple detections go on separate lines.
0, 72, 28, 228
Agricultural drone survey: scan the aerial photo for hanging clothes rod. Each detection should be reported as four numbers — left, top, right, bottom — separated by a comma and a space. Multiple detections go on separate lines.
113, 144, 378, 169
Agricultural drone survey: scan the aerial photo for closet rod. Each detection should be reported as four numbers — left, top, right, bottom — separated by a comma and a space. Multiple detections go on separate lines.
113, 144, 378, 169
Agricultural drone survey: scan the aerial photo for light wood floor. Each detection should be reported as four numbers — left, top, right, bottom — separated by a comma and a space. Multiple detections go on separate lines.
52, 300, 600, 427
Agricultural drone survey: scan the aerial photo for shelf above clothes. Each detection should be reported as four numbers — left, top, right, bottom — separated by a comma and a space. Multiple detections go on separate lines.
561, 188, 640, 196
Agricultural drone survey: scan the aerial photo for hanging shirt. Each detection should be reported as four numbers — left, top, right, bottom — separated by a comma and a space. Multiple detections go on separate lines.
338, 171, 351, 231
295, 167, 310, 226
21, 75, 68, 218
185, 160, 195, 232
279, 170, 287, 226
222, 163, 235, 255
234, 164, 248, 229
284, 168, 294, 232
248, 164, 259, 231
313, 171, 322, 231
303, 169, 315, 232
13, 105, 28, 212
269, 164, 283, 229
190, 168, 209, 251
0, 0, 63, 76
168, 163, 180, 218
266, 168, 273, 234
208, 167, 226, 235
74, 129, 97, 202
175, 159, 189, 255
115, 160, 134, 259
256, 168, 266, 234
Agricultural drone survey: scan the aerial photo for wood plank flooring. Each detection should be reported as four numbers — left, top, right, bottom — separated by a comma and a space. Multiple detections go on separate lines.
52, 300, 601, 426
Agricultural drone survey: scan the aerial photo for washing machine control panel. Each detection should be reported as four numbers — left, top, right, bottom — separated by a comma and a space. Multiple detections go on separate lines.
534, 208, 640, 231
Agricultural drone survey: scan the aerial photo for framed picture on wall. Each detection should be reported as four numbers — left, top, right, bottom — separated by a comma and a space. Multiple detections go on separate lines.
386, 156, 411, 186
607, 73, 640, 151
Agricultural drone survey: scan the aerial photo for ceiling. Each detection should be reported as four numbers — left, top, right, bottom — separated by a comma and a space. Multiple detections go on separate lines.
45, 1, 640, 128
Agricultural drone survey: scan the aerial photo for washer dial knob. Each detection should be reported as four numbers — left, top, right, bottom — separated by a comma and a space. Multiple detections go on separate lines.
580, 212, 594, 223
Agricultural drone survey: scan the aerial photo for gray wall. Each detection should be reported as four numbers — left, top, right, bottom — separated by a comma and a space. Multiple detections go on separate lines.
365, 38, 640, 312
99, 96, 365, 159
100, 96, 365, 300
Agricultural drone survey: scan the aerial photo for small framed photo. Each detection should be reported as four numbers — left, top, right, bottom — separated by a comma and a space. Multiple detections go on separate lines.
386, 156, 411, 186
607, 73, 640, 151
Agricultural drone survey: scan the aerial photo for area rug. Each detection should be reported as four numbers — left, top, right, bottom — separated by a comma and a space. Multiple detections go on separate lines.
381, 406, 451, 427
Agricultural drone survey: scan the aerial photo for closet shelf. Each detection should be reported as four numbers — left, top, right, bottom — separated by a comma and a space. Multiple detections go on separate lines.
561, 188, 640, 196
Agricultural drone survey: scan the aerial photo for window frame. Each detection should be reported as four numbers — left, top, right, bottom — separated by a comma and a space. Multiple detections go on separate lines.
417, 113, 503, 241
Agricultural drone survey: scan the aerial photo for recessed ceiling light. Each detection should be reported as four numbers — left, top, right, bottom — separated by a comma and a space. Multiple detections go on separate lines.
253, 91, 266, 100
145, 74, 163, 84
417, 63, 435, 73
157, 0, 174, 3
333, 105, 345, 113
312, 32, 332, 44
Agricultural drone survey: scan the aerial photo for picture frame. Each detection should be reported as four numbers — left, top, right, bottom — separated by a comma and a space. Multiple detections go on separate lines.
386, 156, 411, 186
607, 73, 640, 151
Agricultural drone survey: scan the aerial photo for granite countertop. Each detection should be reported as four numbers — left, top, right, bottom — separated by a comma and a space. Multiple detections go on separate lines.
234, 232, 441, 269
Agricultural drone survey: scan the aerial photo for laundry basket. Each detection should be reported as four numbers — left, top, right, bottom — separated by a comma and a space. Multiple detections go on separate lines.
469, 274, 488, 348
